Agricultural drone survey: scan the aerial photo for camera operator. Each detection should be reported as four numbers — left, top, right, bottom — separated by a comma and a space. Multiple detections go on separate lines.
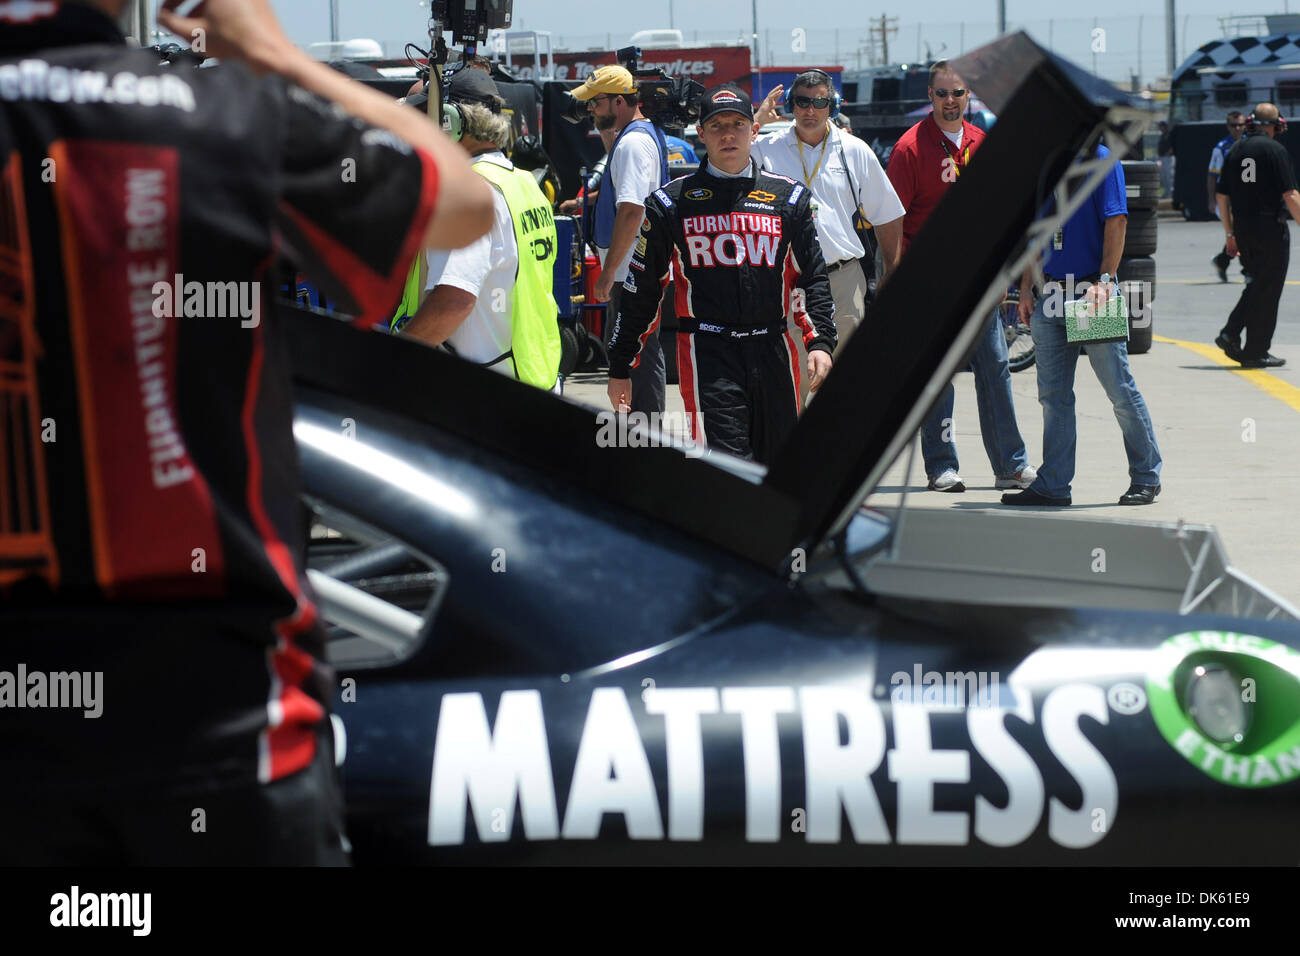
404, 70, 563, 390
573, 65, 671, 415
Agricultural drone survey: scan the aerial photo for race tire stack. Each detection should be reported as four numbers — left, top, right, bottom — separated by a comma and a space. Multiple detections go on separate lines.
1120, 161, 1159, 355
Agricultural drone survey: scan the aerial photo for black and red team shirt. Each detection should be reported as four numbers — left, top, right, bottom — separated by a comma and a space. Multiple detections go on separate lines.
0, 5, 437, 793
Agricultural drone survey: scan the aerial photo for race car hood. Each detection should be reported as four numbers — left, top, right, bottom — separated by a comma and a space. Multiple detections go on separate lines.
764, 31, 1152, 551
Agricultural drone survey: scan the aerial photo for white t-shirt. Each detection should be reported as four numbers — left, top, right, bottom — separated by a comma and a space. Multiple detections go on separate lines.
599, 125, 663, 283
425, 152, 518, 376
751, 125, 905, 265
942, 127, 964, 149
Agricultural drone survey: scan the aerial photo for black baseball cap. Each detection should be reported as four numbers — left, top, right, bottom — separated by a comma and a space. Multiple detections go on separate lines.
698, 84, 754, 124
446, 68, 501, 109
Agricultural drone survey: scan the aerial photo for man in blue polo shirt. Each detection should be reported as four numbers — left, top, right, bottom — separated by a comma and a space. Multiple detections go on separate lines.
1003, 144, 1163, 507
1209, 111, 1247, 281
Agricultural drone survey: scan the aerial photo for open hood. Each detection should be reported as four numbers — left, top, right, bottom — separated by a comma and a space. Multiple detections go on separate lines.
764, 31, 1152, 556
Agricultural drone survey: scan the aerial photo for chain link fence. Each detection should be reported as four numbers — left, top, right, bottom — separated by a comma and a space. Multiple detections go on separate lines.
524, 15, 1229, 89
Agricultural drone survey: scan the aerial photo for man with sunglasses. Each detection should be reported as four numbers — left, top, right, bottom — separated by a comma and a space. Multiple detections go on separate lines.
753, 70, 904, 406
886, 61, 1036, 495
1210, 111, 1247, 281
571, 66, 671, 416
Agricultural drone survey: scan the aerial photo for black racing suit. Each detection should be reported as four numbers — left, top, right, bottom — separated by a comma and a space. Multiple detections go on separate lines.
0, 5, 439, 863
609, 160, 836, 463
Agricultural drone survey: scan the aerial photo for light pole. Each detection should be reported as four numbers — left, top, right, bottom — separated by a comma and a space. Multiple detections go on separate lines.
330, 0, 340, 43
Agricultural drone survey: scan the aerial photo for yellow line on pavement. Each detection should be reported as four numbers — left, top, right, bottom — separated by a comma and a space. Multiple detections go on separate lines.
1160, 278, 1300, 285
1154, 334, 1300, 413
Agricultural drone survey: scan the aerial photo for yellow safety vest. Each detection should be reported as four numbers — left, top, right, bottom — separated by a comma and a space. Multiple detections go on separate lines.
472, 156, 561, 390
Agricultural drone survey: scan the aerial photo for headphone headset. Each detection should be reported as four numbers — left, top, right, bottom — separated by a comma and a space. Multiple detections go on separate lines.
440, 69, 504, 142
783, 70, 841, 119
1245, 110, 1288, 135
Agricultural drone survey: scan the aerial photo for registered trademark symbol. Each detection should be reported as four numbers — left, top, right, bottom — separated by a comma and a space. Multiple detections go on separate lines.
1107, 682, 1147, 715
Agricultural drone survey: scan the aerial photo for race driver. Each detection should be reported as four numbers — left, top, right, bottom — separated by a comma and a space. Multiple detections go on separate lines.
0, 0, 492, 864
606, 84, 836, 464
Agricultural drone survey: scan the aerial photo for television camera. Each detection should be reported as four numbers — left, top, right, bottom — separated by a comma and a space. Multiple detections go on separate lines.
559, 46, 706, 131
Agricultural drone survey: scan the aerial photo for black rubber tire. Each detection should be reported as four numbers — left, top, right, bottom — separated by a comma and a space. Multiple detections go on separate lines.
1128, 301, 1153, 355
558, 324, 579, 377
1117, 256, 1156, 337
1121, 160, 1160, 210
1123, 208, 1158, 257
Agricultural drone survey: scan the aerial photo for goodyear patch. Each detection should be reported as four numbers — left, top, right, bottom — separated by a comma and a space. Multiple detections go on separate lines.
685, 187, 713, 200
635, 234, 648, 257
747, 189, 776, 203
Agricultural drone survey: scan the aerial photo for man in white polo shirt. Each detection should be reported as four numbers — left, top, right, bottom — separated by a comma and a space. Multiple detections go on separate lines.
753, 70, 904, 404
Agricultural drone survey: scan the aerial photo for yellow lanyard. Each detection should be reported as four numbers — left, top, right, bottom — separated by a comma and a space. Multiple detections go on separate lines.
796, 123, 831, 187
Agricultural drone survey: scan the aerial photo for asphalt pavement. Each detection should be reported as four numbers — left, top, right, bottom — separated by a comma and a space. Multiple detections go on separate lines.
562, 211, 1300, 607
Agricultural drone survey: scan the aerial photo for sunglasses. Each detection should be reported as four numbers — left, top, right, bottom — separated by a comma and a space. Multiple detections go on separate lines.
932, 88, 968, 99
1228, 122, 1246, 128
793, 95, 833, 110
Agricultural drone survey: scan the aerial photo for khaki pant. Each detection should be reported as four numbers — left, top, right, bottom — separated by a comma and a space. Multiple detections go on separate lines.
788, 261, 868, 409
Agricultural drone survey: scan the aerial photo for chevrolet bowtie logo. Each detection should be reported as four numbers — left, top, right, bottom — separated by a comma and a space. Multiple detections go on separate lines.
747, 190, 776, 202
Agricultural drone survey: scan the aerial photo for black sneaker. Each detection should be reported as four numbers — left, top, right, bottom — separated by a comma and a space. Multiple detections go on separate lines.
1240, 353, 1286, 368
1214, 333, 1243, 362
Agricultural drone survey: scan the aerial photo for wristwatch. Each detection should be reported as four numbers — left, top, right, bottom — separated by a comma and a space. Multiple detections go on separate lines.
1098, 272, 1113, 286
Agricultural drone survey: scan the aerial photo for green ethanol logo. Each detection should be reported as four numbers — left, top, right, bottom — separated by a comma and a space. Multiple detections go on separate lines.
1147, 631, 1300, 788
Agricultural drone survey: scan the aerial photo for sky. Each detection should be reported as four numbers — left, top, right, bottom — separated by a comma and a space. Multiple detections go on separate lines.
148, 2, 1300, 86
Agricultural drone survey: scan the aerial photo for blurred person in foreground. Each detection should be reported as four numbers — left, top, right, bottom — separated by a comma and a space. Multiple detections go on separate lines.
0, 0, 492, 864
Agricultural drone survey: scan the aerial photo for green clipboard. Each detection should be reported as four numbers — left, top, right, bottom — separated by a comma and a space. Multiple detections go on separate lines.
1064, 290, 1128, 345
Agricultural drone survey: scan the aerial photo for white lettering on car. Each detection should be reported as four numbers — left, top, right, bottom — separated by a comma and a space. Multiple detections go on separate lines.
428, 682, 1121, 849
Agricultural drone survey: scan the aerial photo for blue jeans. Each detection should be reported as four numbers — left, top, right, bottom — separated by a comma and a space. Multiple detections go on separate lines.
921, 311, 1030, 479
1028, 293, 1162, 498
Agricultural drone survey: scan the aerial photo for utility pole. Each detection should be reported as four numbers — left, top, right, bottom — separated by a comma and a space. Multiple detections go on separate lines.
752, 0, 760, 72
330, 0, 340, 43
870, 14, 898, 66
1166, 0, 1176, 78
998, 0, 1006, 34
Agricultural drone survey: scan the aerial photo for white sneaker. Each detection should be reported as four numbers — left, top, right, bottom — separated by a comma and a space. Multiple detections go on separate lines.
995, 464, 1038, 490
928, 468, 966, 492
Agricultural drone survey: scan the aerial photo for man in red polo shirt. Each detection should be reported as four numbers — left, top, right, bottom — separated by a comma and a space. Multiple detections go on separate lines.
887, 61, 1035, 495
